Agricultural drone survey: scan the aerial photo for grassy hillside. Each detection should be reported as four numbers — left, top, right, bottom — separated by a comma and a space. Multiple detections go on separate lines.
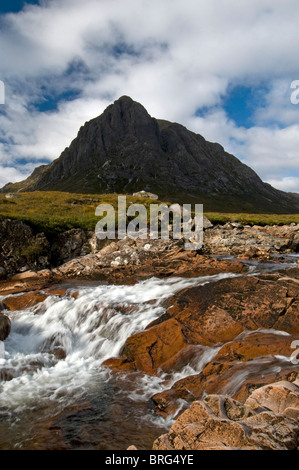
0, 192, 298, 239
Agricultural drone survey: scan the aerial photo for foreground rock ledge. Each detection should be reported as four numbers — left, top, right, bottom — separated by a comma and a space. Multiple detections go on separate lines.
106, 268, 299, 375
152, 379, 299, 450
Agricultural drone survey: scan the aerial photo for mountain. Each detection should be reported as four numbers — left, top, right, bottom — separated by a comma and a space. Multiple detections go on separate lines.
1, 95, 299, 213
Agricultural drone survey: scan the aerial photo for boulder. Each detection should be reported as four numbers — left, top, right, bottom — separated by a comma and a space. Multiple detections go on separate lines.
245, 380, 299, 415
5, 193, 21, 199
132, 190, 159, 200
203, 216, 213, 230
0, 314, 11, 341
3, 291, 48, 311
152, 392, 299, 450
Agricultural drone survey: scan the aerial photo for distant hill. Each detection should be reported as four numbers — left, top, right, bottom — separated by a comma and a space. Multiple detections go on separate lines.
1, 95, 299, 213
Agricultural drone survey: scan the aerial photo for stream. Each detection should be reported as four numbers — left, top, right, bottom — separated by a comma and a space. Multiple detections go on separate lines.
0, 255, 298, 450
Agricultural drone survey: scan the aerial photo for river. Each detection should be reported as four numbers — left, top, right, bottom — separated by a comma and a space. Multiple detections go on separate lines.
0, 255, 298, 450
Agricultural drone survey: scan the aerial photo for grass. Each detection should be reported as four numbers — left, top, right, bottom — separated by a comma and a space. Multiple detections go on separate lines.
0, 192, 298, 239
205, 212, 299, 226
0, 192, 169, 238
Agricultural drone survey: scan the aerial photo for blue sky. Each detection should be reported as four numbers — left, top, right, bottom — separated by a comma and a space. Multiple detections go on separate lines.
0, 0, 298, 193
0, 0, 39, 14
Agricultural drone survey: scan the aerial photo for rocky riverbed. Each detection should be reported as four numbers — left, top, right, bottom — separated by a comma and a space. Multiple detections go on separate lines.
0, 218, 298, 450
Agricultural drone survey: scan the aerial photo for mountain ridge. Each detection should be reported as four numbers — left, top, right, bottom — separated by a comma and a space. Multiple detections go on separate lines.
1, 95, 299, 213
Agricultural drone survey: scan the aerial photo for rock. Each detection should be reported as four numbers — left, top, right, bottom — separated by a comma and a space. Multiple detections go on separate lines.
50, 346, 67, 360
151, 357, 298, 418
51, 237, 246, 283
5, 193, 21, 199
120, 318, 191, 374
0, 314, 11, 340
203, 223, 299, 257
51, 229, 91, 266
245, 381, 299, 415
209, 330, 298, 363
10, 271, 40, 281
203, 216, 213, 230
114, 271, 299, 376
3, 291, 48, 311
132, 190, 159, 200
152, 392, 299, 450
0, 267, 7, 280
0, 219, 51, 275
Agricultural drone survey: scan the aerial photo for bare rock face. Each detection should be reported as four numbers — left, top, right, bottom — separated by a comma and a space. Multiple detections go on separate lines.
50, 228, 92, 266
0, 219, 51, 275
152, 389, 299, 450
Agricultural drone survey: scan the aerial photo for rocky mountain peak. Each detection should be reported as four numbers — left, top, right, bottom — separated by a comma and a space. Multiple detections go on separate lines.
1, 96, 299, 213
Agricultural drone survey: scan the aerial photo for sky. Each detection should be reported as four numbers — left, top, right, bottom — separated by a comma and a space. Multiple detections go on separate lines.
0, 0, 299, 193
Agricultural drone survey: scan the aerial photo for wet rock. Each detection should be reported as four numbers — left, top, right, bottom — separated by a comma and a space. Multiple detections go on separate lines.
121, 318, 191, 374
152, 361, 298, 418
0, 369, 14, 381
0, 314, 11, 340
151, 329, 299, 416
112, 271, 299, 377
50, 347, 67, 360
152, 392, 299, 450
3, 291, 48, 311
208, 330, 298, 363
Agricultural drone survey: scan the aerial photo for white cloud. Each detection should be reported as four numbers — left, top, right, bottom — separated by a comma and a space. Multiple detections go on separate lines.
0, 0, 299, 193
267, 177, 299, 193
0, 164, 33, 188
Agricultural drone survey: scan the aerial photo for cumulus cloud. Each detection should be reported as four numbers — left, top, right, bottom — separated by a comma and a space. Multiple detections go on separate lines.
267, 177, 299, 193
0, 0, 298, 193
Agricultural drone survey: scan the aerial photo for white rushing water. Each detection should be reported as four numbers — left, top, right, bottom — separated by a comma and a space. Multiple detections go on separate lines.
0, 273, 238, 415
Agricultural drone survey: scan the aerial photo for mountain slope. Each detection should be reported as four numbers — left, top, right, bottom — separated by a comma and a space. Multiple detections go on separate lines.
2, 95, 299, 213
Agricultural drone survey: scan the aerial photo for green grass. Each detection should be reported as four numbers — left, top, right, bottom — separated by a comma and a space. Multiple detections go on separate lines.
0, 192, 169, 238
205, 212, 299, 226
0, 192, 298, 239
